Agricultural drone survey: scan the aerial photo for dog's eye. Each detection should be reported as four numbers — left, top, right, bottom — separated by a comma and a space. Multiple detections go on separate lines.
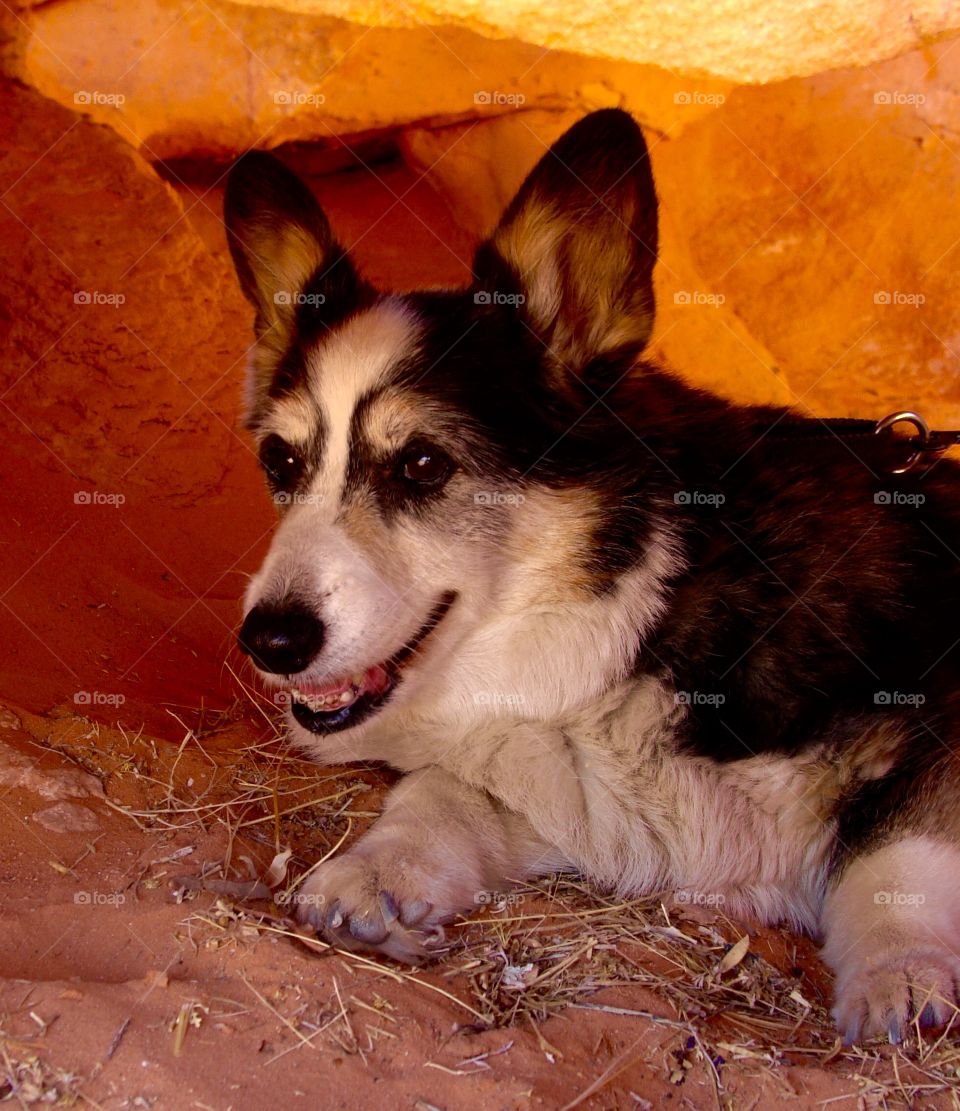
399, 443, 453, 488
259, 435, 303, 491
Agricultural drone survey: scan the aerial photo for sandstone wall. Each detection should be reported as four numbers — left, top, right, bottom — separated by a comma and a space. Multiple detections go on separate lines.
0, 4, 959, 725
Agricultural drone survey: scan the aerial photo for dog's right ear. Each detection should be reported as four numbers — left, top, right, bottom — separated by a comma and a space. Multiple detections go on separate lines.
472, 109, 658, 389
224, 151, 365, 348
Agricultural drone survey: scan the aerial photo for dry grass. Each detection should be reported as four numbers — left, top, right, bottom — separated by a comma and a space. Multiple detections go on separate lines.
23, 670, 960, 1109
0, 1039, 83, 1107
445, 880, 960, 1106
178, 878, 960, 1108
31, 667, 381, 893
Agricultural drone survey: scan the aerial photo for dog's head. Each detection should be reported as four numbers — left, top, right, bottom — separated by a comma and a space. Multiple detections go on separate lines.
225, 109, 667, 749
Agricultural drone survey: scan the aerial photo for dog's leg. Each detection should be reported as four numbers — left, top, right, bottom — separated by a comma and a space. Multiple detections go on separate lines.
822, 835, 960, 1043
294, 766, 568, 962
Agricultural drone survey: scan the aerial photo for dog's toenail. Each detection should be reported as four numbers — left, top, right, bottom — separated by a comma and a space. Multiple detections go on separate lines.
325, 900, 343, 931
379, 891, 399, 923
840, 1011, 863, 1046
422, 924, 446, 947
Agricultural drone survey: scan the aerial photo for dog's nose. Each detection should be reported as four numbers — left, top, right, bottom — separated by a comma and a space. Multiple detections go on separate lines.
238, 602, 324, 674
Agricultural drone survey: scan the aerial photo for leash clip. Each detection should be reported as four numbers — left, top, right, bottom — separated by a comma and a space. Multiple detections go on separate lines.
873, 411, 960, 474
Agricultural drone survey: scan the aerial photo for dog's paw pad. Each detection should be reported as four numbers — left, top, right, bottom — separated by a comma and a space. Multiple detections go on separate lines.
833, 948, 960, 1043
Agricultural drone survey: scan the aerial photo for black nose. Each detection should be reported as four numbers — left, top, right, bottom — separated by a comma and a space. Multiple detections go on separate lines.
238, 602, 324, 674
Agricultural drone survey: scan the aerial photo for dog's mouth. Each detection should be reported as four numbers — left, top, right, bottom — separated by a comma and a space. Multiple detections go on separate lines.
285, 592, 456, 734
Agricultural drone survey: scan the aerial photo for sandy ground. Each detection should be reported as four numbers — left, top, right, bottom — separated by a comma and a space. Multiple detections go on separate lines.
2, 78, 960, 1108
7, 689, 960, 1110
4, 704, 952, 1111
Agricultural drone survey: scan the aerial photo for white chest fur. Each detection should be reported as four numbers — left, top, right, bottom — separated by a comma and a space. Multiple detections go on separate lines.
377, 675, 838, 933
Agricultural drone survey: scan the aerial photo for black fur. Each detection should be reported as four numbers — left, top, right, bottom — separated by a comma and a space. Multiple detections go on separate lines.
379, 293, 960, 767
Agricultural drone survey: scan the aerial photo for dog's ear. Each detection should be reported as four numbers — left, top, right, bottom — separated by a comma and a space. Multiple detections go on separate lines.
224, 151, 364, 345
473, 109, 658, 384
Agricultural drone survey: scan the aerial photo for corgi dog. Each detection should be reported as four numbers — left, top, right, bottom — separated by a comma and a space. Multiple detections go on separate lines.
225, 109, 960, 1043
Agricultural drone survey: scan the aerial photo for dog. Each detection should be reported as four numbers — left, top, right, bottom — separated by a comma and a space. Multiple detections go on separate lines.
224, 109, 960, 1044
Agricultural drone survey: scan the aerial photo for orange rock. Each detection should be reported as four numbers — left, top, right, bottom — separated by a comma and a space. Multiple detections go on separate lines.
6, 0, 729, 160
400, 40, 960, 420
0, 81, 243, 498
654, 40, 960, 425
401, 111, 791, 406
227, 0, 960, 83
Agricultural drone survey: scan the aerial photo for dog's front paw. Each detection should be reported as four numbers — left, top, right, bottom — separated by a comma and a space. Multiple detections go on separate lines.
833, 946, 960, 1044
293, 846, 465, 964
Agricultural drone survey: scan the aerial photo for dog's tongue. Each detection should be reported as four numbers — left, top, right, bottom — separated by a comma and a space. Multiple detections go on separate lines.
295, 664, 391, 701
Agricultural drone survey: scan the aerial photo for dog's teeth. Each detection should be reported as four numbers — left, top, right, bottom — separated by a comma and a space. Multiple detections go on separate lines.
352, 673, 365, 687
290, 679, 362, 713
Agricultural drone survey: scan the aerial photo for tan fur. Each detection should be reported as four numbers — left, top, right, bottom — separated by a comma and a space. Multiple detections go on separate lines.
242, 224, 332, 411
357, 392, 421, 456
501, 487, 606, 600
491, 195, 652, 373
492, 203, 564, 337
257, 391, 318, 448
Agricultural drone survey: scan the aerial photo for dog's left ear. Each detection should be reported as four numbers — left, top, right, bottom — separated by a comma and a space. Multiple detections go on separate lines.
473, 109, 658, 383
